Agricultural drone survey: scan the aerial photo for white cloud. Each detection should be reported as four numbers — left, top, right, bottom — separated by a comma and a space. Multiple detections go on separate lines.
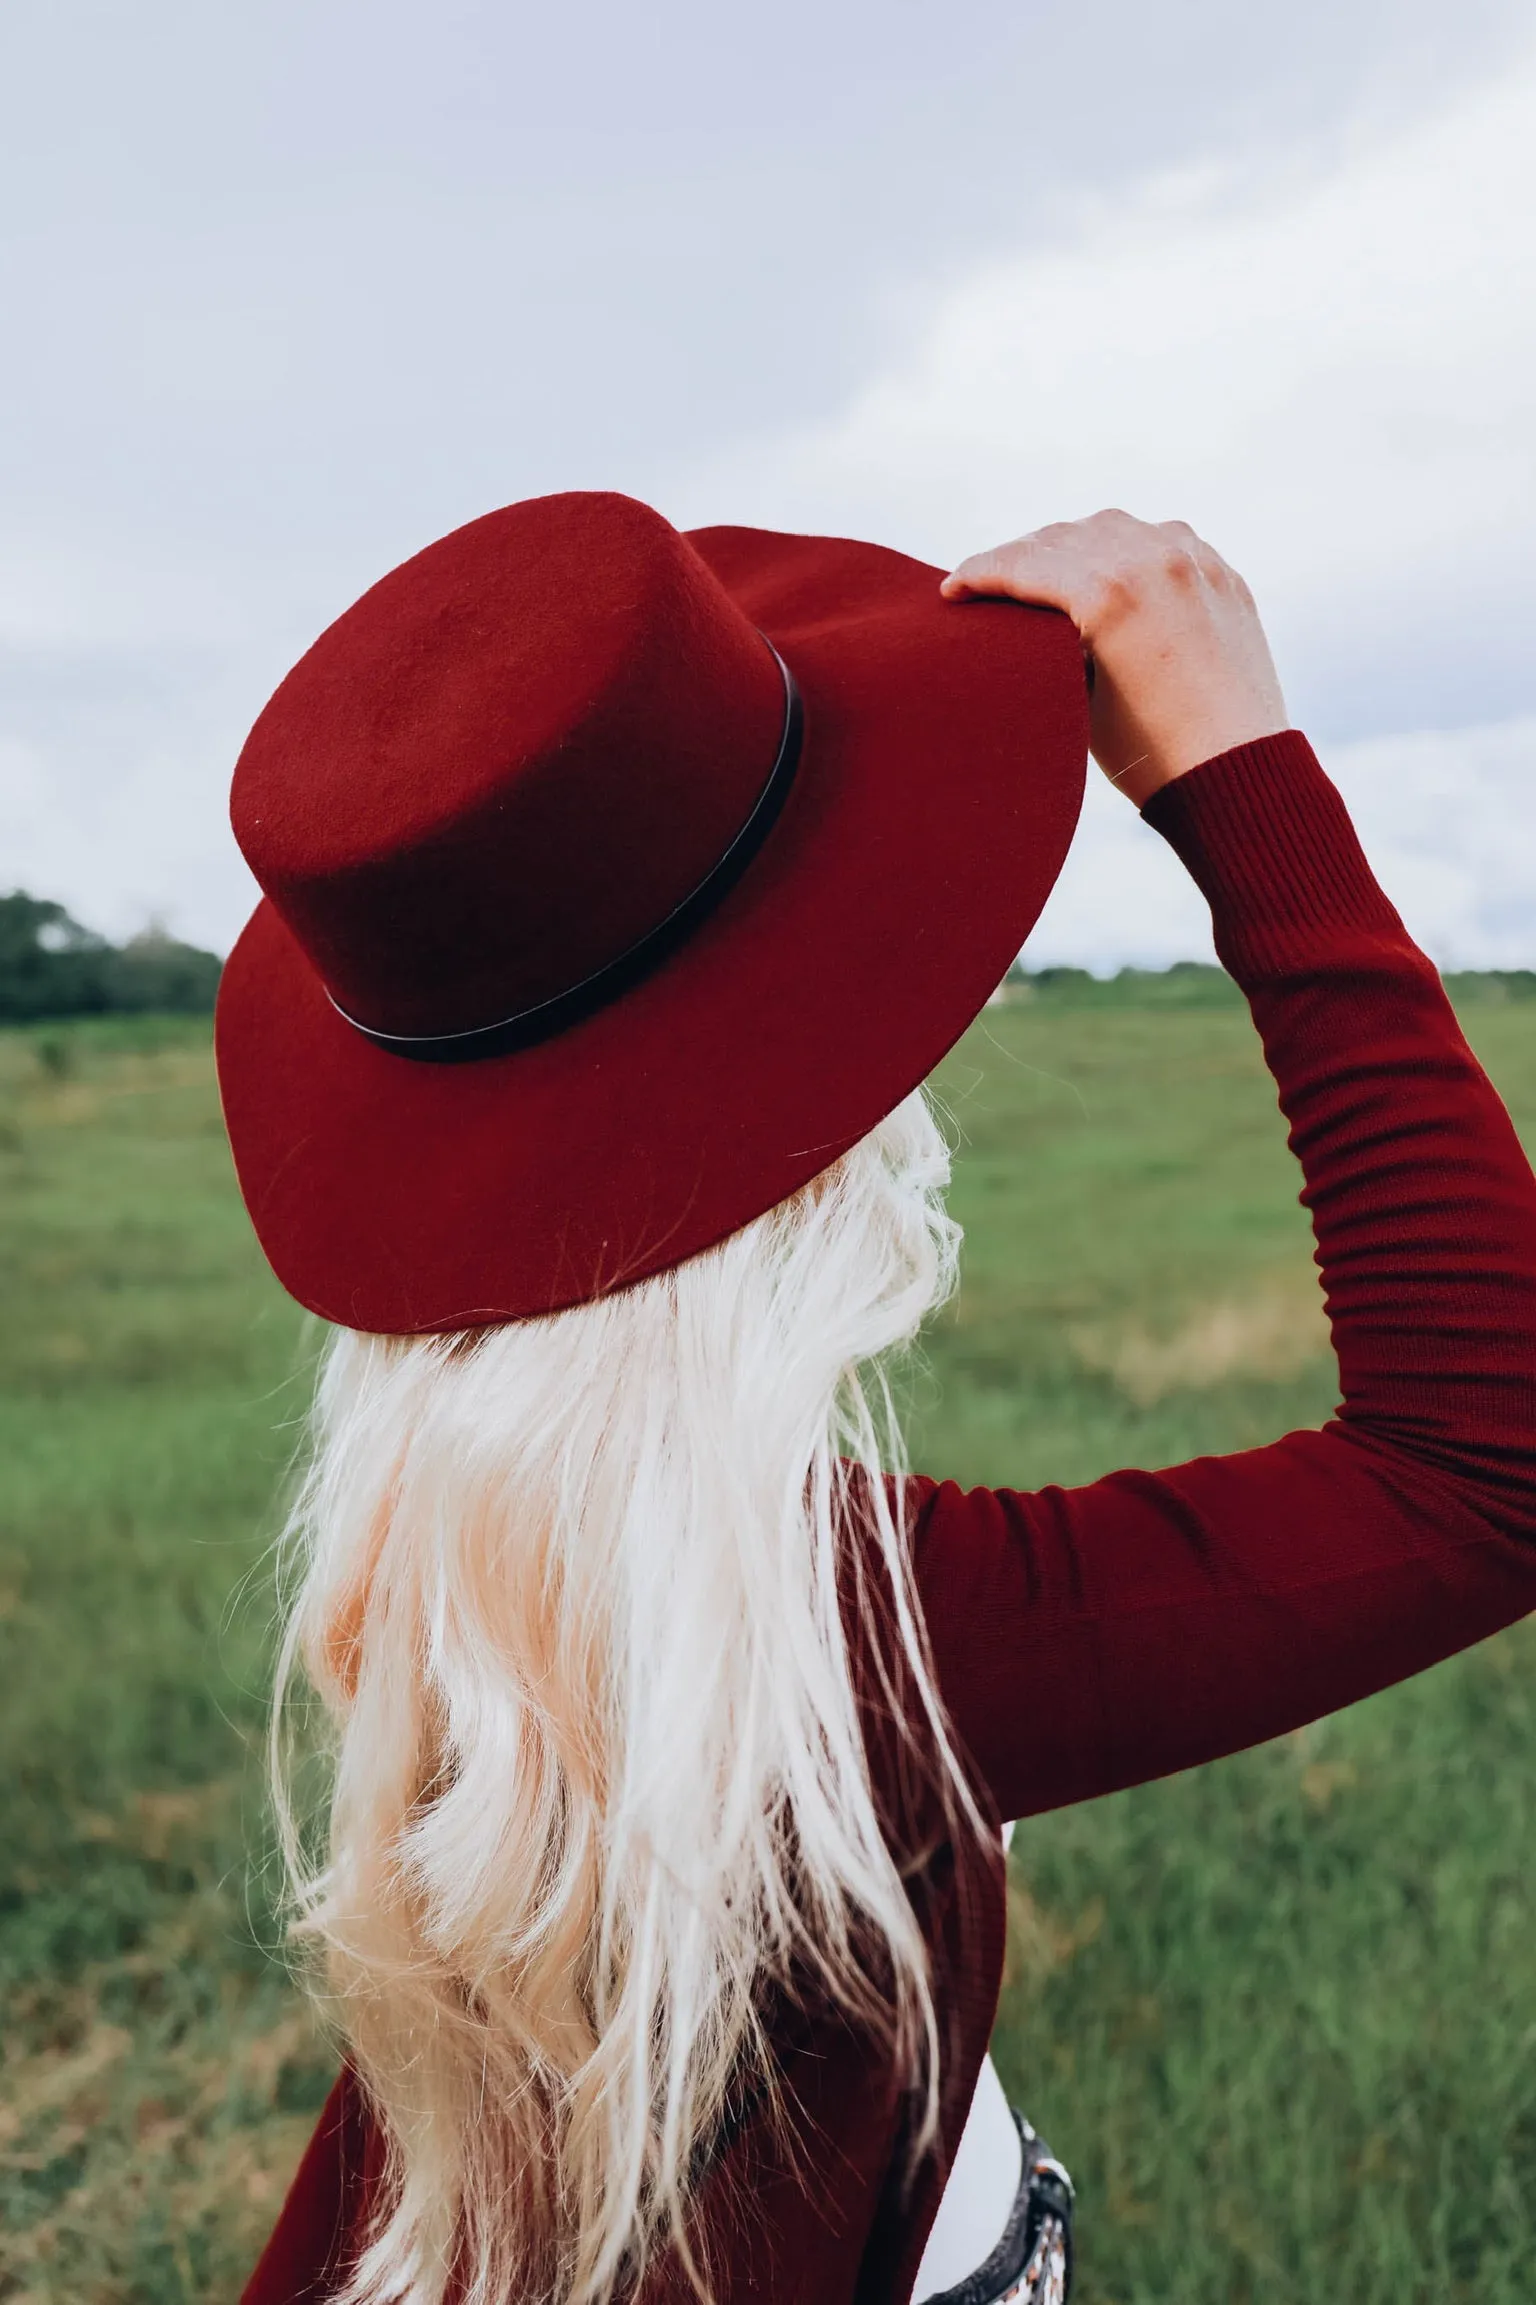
0, 660, 260, 950
666, 54, 1536, 973
1317, 715, 1536, 970
1021, 771, 1216, 974
673, 51, 1536, 729
6, 43, 1534, 969
1025, 715, 1536, 973
0, 739, 53, 884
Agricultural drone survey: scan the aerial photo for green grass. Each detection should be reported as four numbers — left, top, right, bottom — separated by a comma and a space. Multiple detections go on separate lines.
0, 1021, 328, 2300
921, 988, 1536, 2304
1, 991, 1533, 2302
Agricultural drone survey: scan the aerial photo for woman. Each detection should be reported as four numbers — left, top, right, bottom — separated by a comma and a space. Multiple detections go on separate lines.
218, 494, 1536, 2305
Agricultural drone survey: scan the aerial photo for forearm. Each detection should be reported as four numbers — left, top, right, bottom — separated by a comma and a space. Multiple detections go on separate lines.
1146, 733, 1536, 1533
912, 734, 1536, 1822
919, 519, 1536, 1822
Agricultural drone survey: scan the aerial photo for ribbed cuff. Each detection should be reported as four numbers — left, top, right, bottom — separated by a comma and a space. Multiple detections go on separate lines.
1140, 729, 1405, 987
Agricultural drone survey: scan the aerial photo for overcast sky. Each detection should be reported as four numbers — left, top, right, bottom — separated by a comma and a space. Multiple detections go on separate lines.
2, 0, 1534, 968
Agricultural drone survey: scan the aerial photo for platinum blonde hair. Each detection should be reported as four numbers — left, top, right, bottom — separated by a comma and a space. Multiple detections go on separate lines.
272, 1084, 976, 2305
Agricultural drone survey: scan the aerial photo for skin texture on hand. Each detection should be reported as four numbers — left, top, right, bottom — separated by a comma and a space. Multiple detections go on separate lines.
942, 510, 1289, 808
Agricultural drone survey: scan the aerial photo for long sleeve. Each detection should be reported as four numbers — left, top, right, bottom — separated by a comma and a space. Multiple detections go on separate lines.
909, 731, 1536, 1825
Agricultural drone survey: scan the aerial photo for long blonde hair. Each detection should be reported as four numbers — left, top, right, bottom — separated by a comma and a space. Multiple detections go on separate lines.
272, 1084, 977, 2305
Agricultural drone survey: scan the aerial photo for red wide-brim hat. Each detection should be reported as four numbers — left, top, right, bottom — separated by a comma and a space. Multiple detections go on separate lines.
216, 492, 1088, 1334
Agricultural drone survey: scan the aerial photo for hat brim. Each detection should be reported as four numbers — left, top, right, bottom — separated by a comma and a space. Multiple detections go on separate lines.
215, 525, 1088, 1333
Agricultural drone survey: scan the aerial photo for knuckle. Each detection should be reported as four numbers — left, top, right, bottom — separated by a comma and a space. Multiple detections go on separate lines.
1199, 546, 1242, 593
1159, 541, 1200, 587
1160, 520, 1240, 587
993, 533, 1039, 568
1086, 567, 1140, 627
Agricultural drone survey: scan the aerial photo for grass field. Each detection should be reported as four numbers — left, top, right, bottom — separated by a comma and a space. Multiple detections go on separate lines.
1, 986, 1534, 2303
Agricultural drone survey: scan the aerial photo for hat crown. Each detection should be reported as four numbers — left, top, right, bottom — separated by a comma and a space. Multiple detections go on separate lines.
232, 492, 789, 1040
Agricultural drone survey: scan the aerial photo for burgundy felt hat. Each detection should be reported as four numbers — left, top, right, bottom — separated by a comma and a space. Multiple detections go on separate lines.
215, 491, 1088, 1334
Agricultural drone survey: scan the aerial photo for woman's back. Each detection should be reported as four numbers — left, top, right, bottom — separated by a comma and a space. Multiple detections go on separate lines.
223, 501, 1536, 2304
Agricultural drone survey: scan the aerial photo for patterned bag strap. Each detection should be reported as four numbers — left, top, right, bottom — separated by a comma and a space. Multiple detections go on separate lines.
1009, 2115, 1074, 2305
920, 2111, 1075, 2305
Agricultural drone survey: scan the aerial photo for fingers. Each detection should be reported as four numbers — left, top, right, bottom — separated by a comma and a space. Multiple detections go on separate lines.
940, 520, 1093, 613
942, 510, 1239, 639
940, 509, 1283, 803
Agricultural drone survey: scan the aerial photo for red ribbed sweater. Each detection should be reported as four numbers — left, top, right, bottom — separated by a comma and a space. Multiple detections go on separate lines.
241, 732, 1536, 2305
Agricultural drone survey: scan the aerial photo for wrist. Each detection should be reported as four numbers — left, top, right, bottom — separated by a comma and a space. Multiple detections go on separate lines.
1112, 717, 1293, 807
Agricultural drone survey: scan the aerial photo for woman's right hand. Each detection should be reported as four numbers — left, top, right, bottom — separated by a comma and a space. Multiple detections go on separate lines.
941, 509, 1290, 808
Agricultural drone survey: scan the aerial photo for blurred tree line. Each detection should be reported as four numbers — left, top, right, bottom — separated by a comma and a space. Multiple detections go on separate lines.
1004, 955, 1536, 1007
5, 887, 1531, 1025
0, 891, 221, 1022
